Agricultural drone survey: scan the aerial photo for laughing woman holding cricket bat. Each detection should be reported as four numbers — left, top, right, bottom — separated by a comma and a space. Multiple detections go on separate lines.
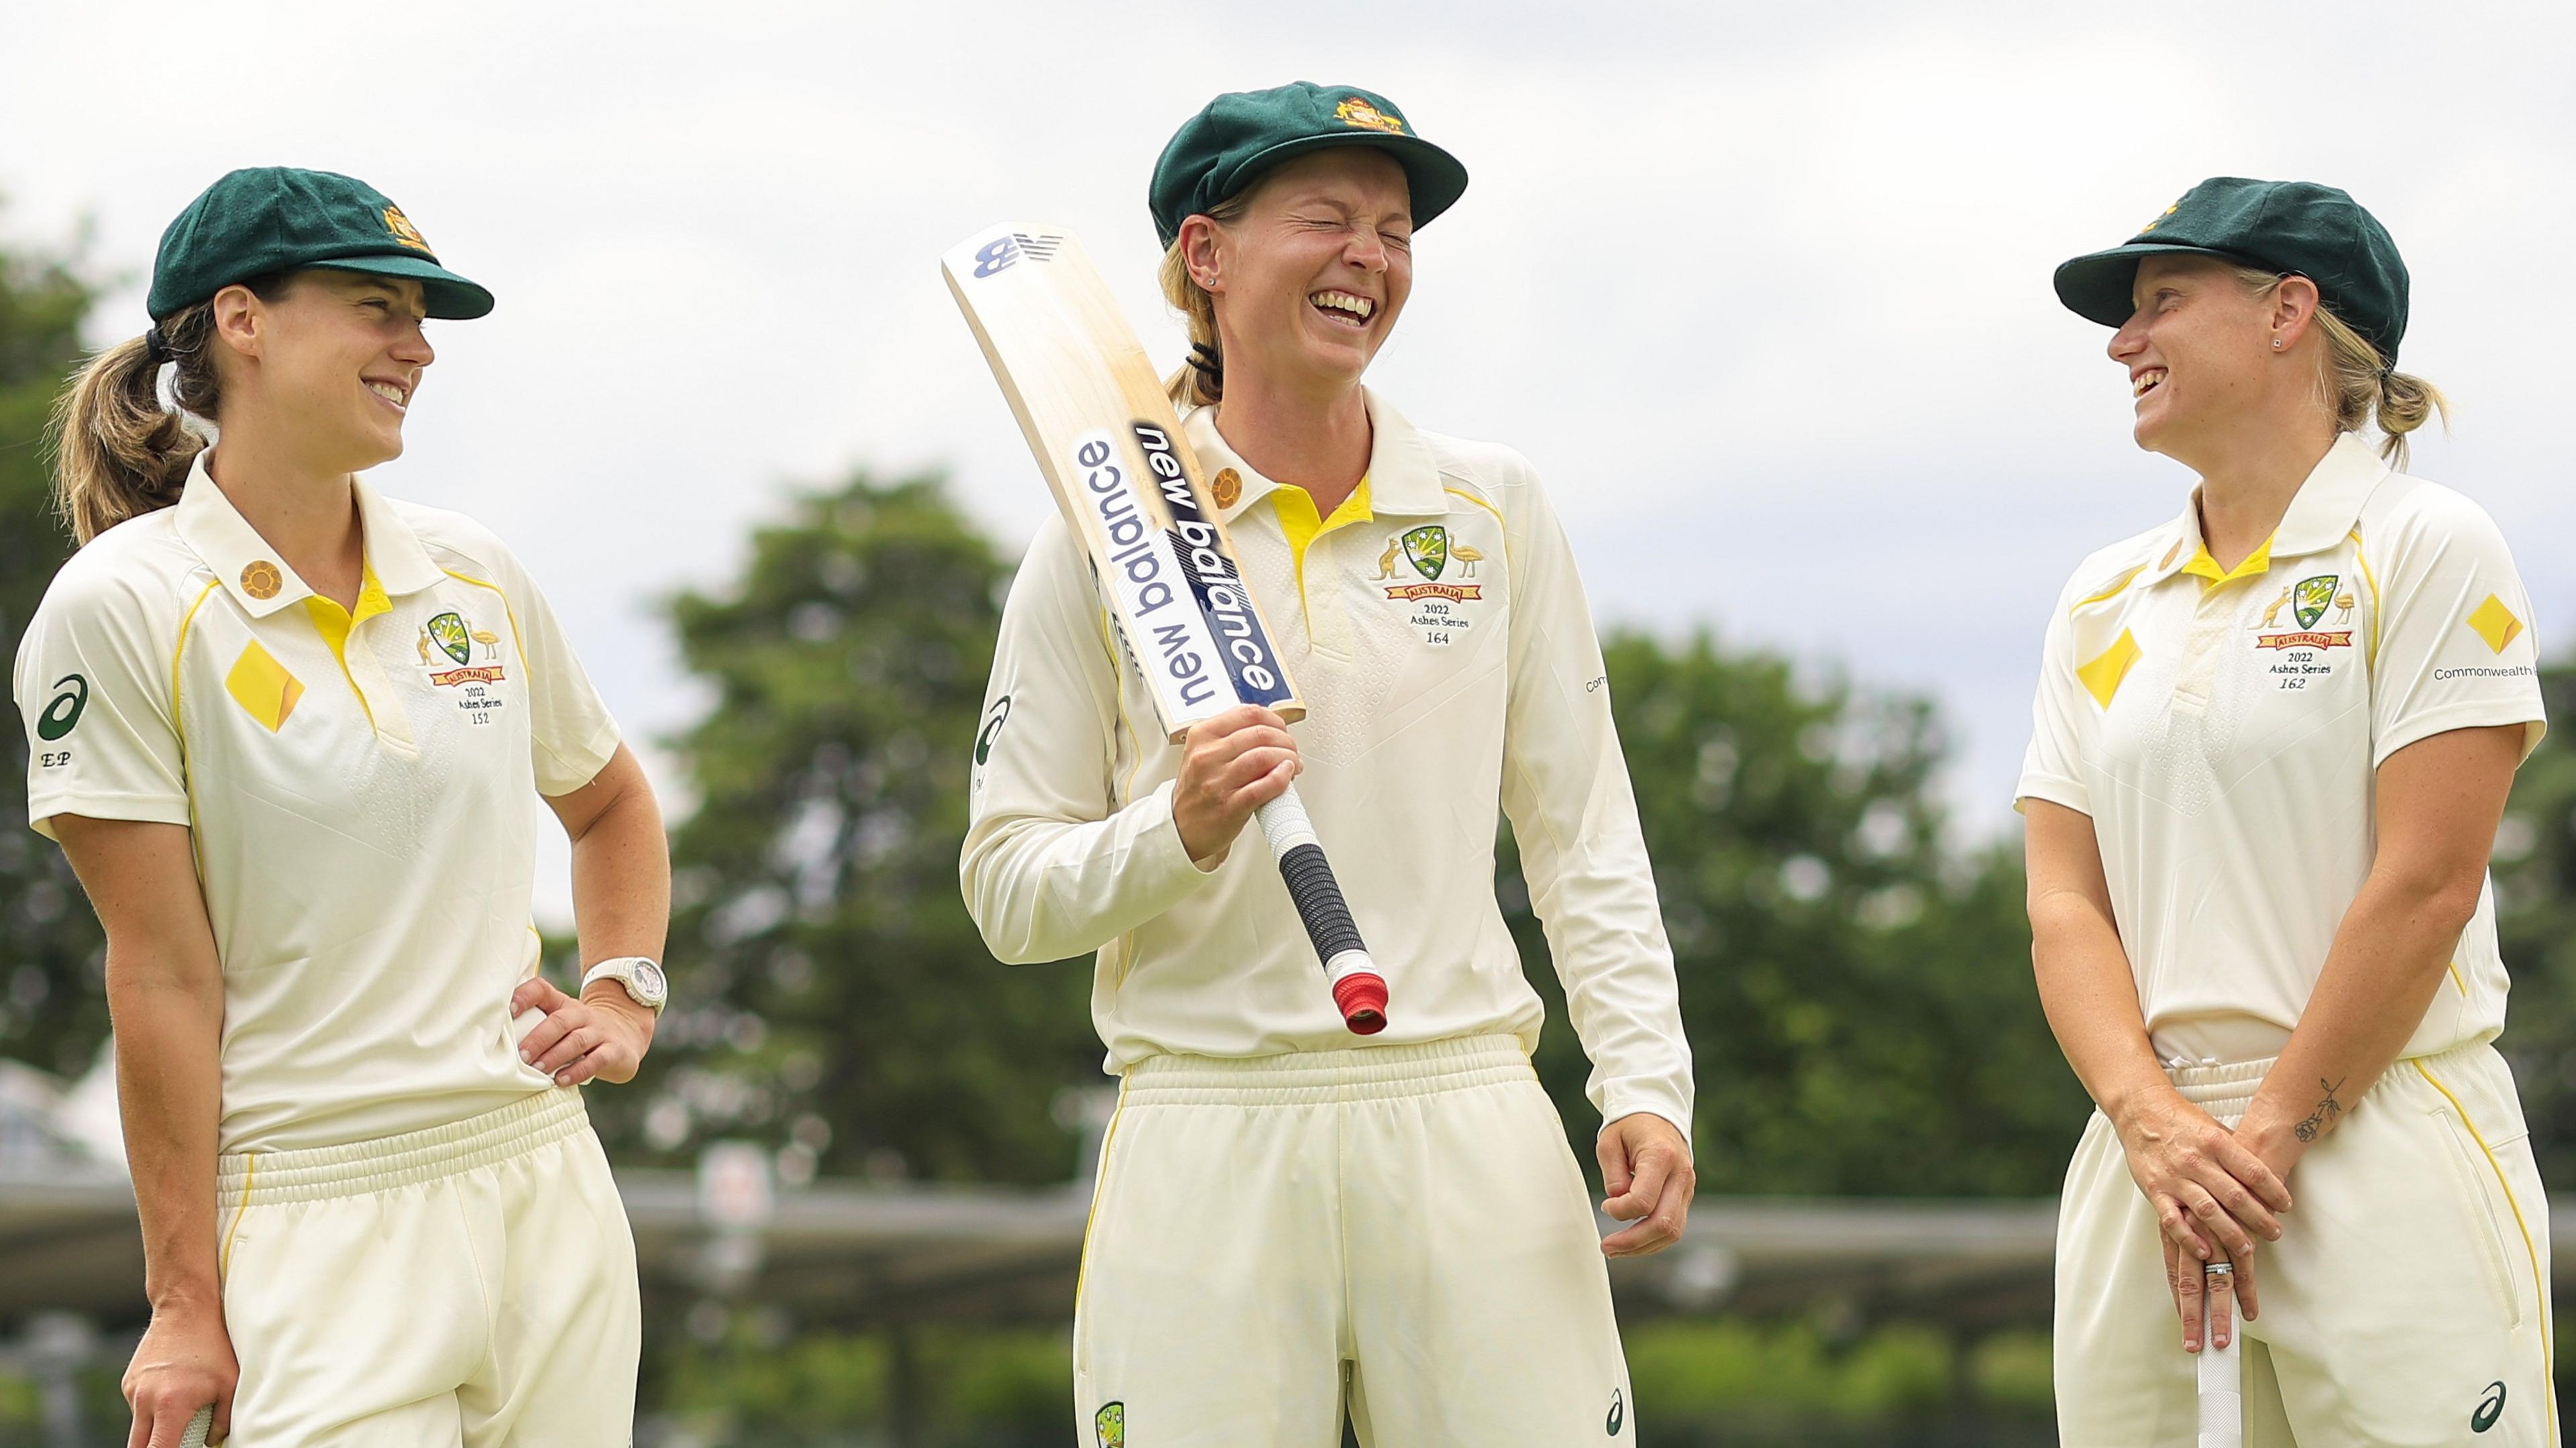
2021, 177, 2554, 1445
17, 168, 665, 1447
960, 83, 1694, 1445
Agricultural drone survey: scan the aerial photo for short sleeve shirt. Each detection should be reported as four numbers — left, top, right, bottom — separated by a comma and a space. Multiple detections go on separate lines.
2018, 433, 2545, 1066
13, 457, 620, 1152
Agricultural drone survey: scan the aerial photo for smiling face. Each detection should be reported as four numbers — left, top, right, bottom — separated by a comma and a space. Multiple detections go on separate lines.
1196, 148, 1413, 399
2108, 254, 2309, 462
213, 269, 434, 471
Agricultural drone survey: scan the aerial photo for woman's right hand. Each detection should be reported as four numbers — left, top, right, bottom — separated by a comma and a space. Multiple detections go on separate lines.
2113, 1088, 2292, 1335
1171, 705, 1301, 866
123, 1300, 235, 1447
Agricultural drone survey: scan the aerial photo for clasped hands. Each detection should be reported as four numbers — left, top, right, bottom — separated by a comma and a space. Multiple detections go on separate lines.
2113, 1088, 2306, 1354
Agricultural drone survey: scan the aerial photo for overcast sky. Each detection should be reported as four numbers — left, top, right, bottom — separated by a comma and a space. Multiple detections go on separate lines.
7, 1, 2571, 924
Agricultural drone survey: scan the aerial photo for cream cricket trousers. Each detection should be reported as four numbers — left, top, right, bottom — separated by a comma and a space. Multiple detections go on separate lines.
1072, 1035, 1635, 1447
2055, 1040, 2556, 1447
216, 1088, 641, 1446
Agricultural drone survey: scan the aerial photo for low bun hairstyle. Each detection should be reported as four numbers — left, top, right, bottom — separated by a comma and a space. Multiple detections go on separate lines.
2231, 265, 2448, 471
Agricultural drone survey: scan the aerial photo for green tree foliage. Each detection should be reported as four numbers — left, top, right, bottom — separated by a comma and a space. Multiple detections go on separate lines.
1505, 634, 2090, 1197
2491, 662, 2576, 1184
629, 476, 1104, 1186
0, 221, 111, 1076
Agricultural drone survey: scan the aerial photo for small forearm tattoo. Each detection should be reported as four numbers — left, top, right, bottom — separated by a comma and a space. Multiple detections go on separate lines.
2292, 1076, 2347, 1143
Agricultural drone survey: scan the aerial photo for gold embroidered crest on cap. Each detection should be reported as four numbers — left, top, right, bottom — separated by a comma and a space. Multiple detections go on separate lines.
1335, 97, 1405, 134
2141, 201, 2180, 234
1212, 467, 1242, 509
382, 206, 433, 253
2467, 595, 2524, 654
240, 561, 284, 600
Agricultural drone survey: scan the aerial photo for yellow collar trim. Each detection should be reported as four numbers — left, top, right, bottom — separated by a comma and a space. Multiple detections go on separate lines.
1271, 476, 1374, 569
303, 561, 392, 663
2178, 534, 2273, 586
1271, 476, 1373, 621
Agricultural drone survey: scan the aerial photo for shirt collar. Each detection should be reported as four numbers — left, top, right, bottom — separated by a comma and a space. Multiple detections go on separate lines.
2139, 432, 2392, 586
352, 474, 445, 596
1182, 386, 1448, 524
174, 453, 446, 617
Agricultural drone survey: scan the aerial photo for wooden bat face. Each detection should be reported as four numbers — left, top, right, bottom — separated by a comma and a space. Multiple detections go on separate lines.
943, 222, 1303, 739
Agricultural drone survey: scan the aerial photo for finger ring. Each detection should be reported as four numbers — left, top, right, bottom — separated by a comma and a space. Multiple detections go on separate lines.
2205, 1262, 2233, 1279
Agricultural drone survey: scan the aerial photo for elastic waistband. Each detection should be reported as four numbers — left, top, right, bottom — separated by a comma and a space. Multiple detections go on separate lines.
1122, 1034, 1534, 1107
2167, 1038, 2498, 1121
218, 1088, 589, 1208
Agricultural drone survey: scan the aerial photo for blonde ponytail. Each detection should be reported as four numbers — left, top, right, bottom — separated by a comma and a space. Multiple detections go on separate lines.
2231, 264, 2449, 471
1157, 190, 1256, 409
48, 273, 288, 544
2306, 300, 2447, 470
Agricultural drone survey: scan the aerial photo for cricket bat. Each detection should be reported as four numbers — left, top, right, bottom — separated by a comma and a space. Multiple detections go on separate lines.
2198, 1266, 2241, 1448
942, 221, 1388, 1034
181, 1406, 213, 1447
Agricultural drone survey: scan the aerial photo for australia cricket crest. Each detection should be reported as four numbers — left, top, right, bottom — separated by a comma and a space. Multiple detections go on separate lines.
1401, 524, 1448, 580
1379, 524, 1483, 604
1093, 1402, 1124, 1447
419, 610, 509, 692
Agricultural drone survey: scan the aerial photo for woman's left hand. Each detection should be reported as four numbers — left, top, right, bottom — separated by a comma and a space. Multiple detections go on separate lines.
511, 977, 655, 1086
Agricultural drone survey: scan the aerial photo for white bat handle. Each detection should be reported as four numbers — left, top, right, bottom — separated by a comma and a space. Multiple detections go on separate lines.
180, 1406, 214, 1447
1253, 783, 1387, 1034
2196, 1298, 2242, 1448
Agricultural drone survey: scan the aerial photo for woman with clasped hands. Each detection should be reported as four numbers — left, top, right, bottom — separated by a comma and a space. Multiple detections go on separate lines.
2021, 177, 2552, 1443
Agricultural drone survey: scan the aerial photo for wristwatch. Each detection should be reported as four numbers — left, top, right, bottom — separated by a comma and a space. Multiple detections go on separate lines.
581, 956, 669, 1014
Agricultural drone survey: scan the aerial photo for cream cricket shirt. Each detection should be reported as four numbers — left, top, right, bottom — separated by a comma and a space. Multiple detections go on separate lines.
2017, 433, 2546, 1066
15, 457, 620, 1153
961, 391, 1693, 1137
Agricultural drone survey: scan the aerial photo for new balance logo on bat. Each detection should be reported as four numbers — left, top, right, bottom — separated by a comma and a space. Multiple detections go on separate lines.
971, 232, 1067, 278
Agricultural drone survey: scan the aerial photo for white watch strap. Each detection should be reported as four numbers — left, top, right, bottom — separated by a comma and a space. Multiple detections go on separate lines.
582, 956, 665, 1010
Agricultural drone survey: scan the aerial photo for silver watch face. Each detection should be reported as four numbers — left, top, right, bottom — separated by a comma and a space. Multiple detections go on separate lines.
628, 960, 668, 1005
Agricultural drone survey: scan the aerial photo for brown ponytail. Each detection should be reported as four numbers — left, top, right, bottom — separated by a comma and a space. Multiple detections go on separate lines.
48, 273, 289, 544
1157, 190, 1256, 409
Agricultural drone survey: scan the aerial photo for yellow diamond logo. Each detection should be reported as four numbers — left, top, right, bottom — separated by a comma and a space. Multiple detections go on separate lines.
225, 639, 305, 732
2076, 629, 2143, 708
2467, 595, 2523, 655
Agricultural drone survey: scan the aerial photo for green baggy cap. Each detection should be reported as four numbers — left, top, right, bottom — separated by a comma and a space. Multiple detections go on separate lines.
148, 168, 494, 322
2053, 176, 2408, 361
1149, 82, 1470, 248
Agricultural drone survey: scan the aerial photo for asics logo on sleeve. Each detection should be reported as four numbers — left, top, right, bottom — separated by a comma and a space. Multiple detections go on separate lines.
1606, 1387, 1625, 1436
975, 695, 1012, 765
36, 675, 87, 741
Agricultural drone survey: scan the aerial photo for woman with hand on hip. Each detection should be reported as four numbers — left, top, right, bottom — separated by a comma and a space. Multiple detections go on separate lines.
2024, 177, 2552, 1444
19, 168, 667, 1447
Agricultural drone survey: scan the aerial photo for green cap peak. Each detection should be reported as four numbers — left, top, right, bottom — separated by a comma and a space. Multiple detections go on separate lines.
1149, 82, 1470, 248
2053, 176, 2408, 361
148, 168, 494, 322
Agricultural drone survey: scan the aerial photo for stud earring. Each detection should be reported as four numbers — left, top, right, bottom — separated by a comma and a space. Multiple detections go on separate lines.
2273, 339, 2284, 349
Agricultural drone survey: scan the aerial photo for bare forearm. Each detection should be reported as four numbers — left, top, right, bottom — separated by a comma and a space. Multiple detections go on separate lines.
2241, 873, 2473, 1163
567, 785, 669, 969
2031, 893, 2176, 1129
109, 962, 225, 1310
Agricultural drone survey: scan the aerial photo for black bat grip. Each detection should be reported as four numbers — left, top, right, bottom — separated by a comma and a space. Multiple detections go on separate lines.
1254, 785, 1386, 1034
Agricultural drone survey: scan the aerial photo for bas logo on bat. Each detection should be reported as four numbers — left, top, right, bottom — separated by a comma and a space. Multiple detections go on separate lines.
971, 231, 1066, 278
